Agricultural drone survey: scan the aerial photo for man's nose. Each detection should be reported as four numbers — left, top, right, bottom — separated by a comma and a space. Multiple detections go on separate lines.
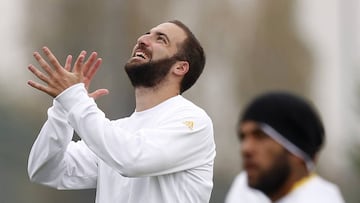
240, 137, 256, 156
137, 34, 151, 47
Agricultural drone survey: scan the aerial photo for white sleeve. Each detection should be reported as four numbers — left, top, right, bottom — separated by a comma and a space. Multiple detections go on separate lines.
56, 83, 215, 177
27, 99, 98, 189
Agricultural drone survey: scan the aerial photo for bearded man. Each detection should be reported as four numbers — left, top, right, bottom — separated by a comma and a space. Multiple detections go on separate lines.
225, 92, 345, 203
27, 20, 215, 203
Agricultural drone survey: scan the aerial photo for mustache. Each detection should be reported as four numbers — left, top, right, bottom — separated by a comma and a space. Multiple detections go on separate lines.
133, 43, 152, 58
243, 159, 257, 168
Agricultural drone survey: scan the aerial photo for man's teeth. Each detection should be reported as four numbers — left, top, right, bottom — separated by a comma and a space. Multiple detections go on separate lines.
135, 52, 146, 59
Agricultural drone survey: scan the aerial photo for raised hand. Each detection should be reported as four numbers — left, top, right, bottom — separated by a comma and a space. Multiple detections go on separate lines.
28, 47, 109, 99
81, 51, 109, 99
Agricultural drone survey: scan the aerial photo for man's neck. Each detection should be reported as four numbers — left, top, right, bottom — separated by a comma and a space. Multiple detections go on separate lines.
134, 85, 179, 112
269, 166, 310, 202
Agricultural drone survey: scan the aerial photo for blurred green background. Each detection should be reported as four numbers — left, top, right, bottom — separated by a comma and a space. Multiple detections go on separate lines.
1, 0, 360, 202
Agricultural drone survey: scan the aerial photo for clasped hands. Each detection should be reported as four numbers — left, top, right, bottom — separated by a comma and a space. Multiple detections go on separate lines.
27, 47, 109, 99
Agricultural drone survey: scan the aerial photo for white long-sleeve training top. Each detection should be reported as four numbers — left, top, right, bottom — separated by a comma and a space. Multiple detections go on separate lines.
225, 172, 346, 203
28, 83, 216, 203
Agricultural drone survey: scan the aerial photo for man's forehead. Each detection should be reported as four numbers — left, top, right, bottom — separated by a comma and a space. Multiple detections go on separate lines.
150, 22, 187, 43
240, 121, 260, 131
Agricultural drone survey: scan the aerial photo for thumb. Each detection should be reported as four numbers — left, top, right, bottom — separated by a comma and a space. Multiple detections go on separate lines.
88, 89, 109, 100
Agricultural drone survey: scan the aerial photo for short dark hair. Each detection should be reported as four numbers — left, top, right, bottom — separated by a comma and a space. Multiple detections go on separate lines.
169, 20, 206, 94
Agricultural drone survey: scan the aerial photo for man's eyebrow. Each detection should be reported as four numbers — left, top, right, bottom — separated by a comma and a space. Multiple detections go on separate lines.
155, 31, 170, 43
238, 126, 265, 139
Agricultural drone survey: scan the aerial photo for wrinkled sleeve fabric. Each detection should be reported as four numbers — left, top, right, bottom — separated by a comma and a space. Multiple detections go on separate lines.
28, 98, 98, 189
56, 83, 215, 177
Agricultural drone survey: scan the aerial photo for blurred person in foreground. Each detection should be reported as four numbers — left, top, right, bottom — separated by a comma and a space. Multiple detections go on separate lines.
27, 20, 216, 203
225, 92, 345, 203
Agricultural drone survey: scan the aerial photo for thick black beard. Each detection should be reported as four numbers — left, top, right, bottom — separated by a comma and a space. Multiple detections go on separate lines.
249, 152, 291, 197
124, 55, 178, 88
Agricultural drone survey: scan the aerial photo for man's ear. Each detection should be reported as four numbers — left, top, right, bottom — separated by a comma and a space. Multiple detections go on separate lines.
173, 61, 189, 76
289, 153, 308, 169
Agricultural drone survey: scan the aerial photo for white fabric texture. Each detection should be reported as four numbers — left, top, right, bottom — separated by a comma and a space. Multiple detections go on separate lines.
225, 172, 345, 203
28, 83, 216, 203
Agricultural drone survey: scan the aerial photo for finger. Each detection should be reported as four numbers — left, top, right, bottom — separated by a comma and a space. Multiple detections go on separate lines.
64, 55, 73, 71
74, 50, 87, 74
27, 80, 55, 97
86, 58, 102, 80
42, 47, 63, 72
28, 64, 50, 84
33, 52, 53, 76
83, 52, 98, 76
88, 89, 109, 100
84, 58, 102, 90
